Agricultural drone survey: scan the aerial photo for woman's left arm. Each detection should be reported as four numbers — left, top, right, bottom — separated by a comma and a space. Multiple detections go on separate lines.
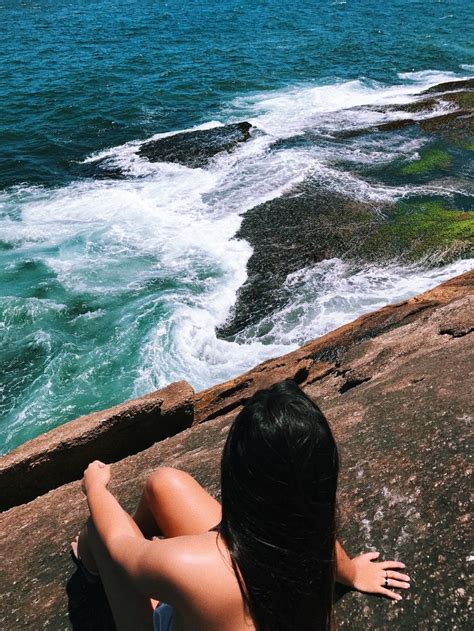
335, 540, 410, 601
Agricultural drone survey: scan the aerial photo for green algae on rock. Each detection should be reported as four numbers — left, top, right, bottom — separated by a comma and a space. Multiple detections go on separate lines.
366, 202, 474, 263
400, 149, 452, 175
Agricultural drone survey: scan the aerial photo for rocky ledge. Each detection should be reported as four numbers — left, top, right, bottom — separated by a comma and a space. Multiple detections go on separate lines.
0, 270, 473, 629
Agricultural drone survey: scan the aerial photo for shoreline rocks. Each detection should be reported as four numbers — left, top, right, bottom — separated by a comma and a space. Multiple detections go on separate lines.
0, 381, 194, 511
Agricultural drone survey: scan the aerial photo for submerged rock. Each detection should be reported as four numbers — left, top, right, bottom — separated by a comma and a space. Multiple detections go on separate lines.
399, 148, 452, 175
0, 271, 472, 629
138, 121, 254, 168
422, 78, 474, 94
420, 109, 474, 140
384, 82, 474, 141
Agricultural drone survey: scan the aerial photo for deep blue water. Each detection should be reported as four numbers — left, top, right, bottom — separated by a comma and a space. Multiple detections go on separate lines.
1, 0, 473, 452
2, 0, 473, 189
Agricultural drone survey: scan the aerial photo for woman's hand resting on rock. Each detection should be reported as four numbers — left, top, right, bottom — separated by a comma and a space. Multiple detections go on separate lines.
82, 460, 111, 496
350, 551, 410, 601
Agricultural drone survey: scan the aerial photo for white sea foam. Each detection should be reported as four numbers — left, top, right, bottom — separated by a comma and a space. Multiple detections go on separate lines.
228, 69, 471, 139
235, 258, 474, 348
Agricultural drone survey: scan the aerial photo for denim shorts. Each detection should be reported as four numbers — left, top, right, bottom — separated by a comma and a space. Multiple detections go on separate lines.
153, 602, 173, 631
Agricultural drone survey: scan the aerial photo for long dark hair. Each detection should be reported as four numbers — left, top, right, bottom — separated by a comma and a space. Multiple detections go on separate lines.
219, 380, 339, 631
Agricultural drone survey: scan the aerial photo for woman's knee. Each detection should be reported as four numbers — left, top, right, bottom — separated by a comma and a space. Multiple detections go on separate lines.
144, 467, 194, 501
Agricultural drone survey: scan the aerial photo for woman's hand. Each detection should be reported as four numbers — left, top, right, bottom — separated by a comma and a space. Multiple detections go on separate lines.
351, 551, 410, 601
82, 460, 111, 496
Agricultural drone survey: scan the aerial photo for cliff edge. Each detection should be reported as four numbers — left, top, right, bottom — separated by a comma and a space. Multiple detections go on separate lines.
0, 270, 473, 629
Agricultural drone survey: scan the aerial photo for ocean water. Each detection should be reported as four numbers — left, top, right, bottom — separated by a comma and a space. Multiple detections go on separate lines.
1, 0, 473, 453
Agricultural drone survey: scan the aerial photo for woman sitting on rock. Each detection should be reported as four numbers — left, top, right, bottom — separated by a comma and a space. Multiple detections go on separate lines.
71, 379, 410, 630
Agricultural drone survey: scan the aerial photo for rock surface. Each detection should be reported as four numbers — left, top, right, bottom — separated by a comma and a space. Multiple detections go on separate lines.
0, 381, 194, 511
0, 270, 473, 630
138, 121, 254, 168
344, 78, 474, 139
76, 121, 254, 178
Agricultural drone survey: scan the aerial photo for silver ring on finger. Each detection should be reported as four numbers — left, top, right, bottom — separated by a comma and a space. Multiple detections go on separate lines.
384, 577, 389, 587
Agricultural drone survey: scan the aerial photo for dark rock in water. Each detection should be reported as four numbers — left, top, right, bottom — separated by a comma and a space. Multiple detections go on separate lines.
0, 271, 472, 629
138, 121, 254, 168
393, 87, 474, 141
370, 118, 414, 134
420, 110, 474, 139
217, 181, 383, 338
73, 121, 254, 179
396, 90, 474, 114
336, 82, 474, 141
422, 78, 474, 94
73, 160, 129, 180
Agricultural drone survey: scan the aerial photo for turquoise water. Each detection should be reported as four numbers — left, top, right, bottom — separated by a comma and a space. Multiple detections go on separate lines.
1, 0, 473, 452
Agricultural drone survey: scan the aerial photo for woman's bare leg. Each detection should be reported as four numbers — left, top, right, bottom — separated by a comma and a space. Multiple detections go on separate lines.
134, 467, 222, 538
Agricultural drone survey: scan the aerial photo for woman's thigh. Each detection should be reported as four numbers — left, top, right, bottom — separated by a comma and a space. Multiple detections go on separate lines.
139, 467, 222, 538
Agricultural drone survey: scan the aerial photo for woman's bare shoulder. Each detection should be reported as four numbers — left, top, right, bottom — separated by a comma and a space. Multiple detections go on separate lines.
158, 532, 234, 581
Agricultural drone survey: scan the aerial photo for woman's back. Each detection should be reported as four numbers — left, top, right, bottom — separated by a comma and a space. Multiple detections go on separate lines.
152, 530, 255, 631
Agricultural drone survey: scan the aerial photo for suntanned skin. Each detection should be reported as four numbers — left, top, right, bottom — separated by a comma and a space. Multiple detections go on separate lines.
72, 462, 410, 631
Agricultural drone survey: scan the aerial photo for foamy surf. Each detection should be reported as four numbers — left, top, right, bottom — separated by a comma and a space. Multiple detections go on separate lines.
134, 257, 474, 393
229, 70, 471, 138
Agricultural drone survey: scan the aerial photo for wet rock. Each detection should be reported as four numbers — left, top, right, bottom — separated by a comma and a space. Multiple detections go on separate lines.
216, 183, 472, 340
422, 78, 474, 95
420, 110, 474, 139
384, 85, 474, 141
138, 121, 254, 168
217, 181, 383, 338
0, 270, 472, 629
73, 160, 129, 180
337, 79, 474, 140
